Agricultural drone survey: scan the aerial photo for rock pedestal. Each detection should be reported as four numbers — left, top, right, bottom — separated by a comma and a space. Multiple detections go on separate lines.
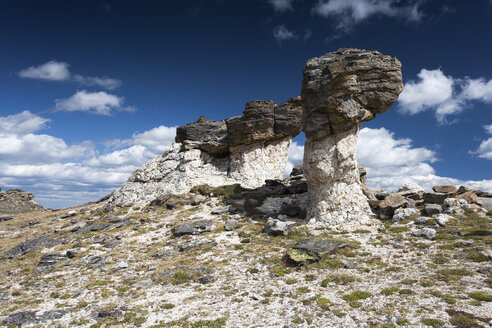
303, 125, 372, 225
301, 48, 403, 225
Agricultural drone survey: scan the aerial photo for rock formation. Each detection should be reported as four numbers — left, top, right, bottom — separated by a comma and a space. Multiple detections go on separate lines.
301, 48, 403, 225
108, 97, 303, 206
0, 188, 44, 214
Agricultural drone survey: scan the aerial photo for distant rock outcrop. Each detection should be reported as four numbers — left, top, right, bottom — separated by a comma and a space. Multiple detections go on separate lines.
108, 97, 303, 206
0, 188, 44, 214
301, 48, 403, 225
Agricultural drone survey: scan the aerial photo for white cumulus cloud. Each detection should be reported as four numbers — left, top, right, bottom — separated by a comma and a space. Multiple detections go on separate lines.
471, 124, 492, 160
0, 110, 50, 135
19, 60, 121, 90
0, 110, 175, 208
313, 0, 422, 31
54, 90, 135, 115
284, 127, 492, 193
18, 60, 71, 81
273, 25, 297, 43
398, 69, 492, 122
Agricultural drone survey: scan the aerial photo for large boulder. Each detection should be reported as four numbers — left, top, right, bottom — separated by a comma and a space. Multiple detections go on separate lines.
432, 185, 457, 194
301, 48, 403, 225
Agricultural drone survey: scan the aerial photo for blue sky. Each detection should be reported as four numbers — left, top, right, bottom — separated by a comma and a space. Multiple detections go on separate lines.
1, 0, 491, 208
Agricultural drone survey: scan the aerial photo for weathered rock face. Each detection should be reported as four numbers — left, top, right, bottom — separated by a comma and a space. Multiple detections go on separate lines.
109, 98, 303, 206
301, 48, 403, 225
0, 189, 44, 214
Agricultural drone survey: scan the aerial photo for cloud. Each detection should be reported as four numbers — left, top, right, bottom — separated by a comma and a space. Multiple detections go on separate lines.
462, 77, 492, 103
19, 60, 121, 90
0, 110, 50, 135
284, 127, 492, 193
0, 110, 176, 208
273, 25, 297, 43
54, 91, 135, 115
398, 69, 492, 122
312, 0, 422, 31
73, 75, 122, 90
18, 60, 71, 81
485, 124, 492, 135
268, 0, 295, 12
471, 124, 492, 160
0, 111, 94, 164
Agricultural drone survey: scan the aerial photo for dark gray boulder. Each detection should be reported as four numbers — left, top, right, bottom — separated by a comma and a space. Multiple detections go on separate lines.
173, 220, 215, 236
36, 253, 67, 271
3, 310, 68, 326
423, 192, 449, 204
286, 238, 348, 265
5, 236, 60, 258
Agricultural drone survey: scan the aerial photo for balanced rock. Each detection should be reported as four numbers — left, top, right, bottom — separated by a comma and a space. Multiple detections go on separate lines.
109, 98, 303, 206
301, 48, 403, 225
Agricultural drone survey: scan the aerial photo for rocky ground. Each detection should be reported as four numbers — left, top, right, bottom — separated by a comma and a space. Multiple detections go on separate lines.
0, 185, 491, 328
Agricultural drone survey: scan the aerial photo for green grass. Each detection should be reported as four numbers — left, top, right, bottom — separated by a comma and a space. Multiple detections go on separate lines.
469, 291, 492, 302
381, 287, 399, 296
421, 318, 445, 327
342, 291, 371, 302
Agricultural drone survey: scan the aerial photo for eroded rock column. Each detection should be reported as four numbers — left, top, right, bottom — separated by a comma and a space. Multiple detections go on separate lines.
301, 48, 403, 225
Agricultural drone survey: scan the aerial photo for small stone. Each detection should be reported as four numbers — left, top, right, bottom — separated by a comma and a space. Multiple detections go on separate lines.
392, 208, 419, 222
414, 216, 429, 225
424, 204, 442, 216
0, 216, 13, 222
166, 201, 180, 210
379, 194, 408, 220
20, 220, 39, 228
36, 253, 67, 271
173, 220, 215, 236
179, 238, 217, 252
435, 214, 453, 227
411, 228, 436, 240
224, 218, 240, 231
133, 279, 153, 288
286, 238, 348, 266
344, 262, 358, 269
262, 218, 296, 236
117, 261, 129, 269
86, 256, 105, 268
196, 275, 215, 284
149, 195, 171, 207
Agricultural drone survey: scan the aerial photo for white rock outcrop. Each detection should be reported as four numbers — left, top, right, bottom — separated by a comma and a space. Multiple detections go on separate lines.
108, 139, 291, 206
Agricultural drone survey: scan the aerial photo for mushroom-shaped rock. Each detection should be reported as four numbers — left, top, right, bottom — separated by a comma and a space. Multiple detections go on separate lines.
301, 48, 403, 225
